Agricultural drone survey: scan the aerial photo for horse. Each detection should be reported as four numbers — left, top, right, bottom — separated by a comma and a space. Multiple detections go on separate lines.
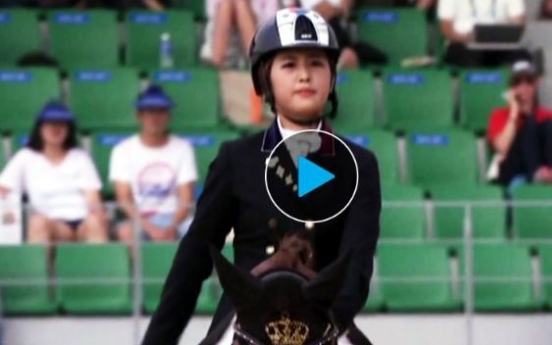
204, 228, 373, 345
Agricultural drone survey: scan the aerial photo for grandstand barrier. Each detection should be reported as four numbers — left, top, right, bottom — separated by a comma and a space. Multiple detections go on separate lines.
0, 200, 552, 345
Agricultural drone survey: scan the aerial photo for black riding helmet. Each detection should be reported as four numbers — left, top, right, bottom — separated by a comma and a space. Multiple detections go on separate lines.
249, 8, 341, 118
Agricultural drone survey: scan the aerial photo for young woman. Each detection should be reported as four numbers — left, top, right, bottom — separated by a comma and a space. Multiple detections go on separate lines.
0, 101, 108, 243
143, 8, 381, 344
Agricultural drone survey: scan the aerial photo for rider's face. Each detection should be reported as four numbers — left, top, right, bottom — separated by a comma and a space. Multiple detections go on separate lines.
270, 48, 333, 125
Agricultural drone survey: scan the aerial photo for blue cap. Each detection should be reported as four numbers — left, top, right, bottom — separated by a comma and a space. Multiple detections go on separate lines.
37, 101, 75, 122
135, 84, 175, 110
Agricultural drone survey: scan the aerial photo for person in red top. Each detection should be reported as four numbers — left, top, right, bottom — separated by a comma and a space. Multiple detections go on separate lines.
487, 60, 552, 186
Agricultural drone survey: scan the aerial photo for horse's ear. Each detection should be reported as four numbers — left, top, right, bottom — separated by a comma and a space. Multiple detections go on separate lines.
210, 246, 262, 309
302, 252, 352, 309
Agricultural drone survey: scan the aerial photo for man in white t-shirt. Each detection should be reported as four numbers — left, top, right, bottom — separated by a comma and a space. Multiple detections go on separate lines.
438, 0, 530, 67
109, 85, 198, 242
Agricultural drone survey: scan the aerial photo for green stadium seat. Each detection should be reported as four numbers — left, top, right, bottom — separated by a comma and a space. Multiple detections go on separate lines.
142, 242, 178, 314
196, 275, 221, 314
430, 184, 506, 242
172, 0, 206, 20
363, 260, 384, 312
343, 130, 400, 185
151, 68, 223, 130
512, 185, 552, 242
378, 243, 459, 311
90, 132, 133, 195
222, 243, 234, 263
357, 8, 428, 65
459, 244, 541, 311
382, 69, 454, 131
330, 71, 376, 131
69, 68, 140, 131
0, 68, 60, 132
537, 245, 552, 308
55, 243, 132, 314
381, 185, 426, 240
126, 11, 196, 70
459, 69, 509, 132
0, 245, 56, 315
406, 130, 478, 188
177, 131, 240, 186
48, 10, 119, 69
0, 10, 41, 67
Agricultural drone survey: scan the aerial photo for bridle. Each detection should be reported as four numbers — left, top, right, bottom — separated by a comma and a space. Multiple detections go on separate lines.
232, 320, 340, 345
231, 229, 340, 345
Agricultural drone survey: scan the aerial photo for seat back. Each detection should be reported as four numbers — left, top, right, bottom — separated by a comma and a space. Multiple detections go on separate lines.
382, 69, 453, 131
0, 10, 41, 67
378, 243, 457, 310
430, 183, 506, 241
406, 130, 478, 187
142, 243, 178, 313
459, 69, 509, 132
357, 8, 428, 64
381, 185, 426, 240
69, 68, 140, 131
151, 68, 223, 130
343, 130, 400, 185
126, 10, 196, 70
48, 10, 119, 69
0, 68, 60, 132
0, 245, 55, 314
56, 244, 131, 313
331, 71, 376, 131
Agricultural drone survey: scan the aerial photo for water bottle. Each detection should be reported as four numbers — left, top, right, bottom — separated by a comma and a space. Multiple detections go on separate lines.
160, 32, 174, 69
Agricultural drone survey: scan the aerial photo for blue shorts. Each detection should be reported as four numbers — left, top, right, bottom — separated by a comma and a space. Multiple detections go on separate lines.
140, 213, 193, 241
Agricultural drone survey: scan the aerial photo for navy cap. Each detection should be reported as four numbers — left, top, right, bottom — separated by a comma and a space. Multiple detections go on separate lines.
135, 84, 174, 110
37, 101, 75, 122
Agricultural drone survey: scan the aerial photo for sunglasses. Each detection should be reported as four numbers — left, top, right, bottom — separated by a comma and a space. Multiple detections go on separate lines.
511, 76, 536, 86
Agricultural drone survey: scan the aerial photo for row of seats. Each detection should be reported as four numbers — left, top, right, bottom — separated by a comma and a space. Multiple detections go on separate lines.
0, 9, 198, 70
381, 184, 552, 242
0, 67, 510, 133
0, 242, 550, 315
3, 7, 552, 70
0, 8, 433, 69
0, 67, 225, 132
366, 242, 552, 312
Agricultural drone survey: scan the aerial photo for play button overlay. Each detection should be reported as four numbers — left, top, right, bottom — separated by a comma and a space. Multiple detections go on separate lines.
264, 129, 359, 224
298, 156, 335, 197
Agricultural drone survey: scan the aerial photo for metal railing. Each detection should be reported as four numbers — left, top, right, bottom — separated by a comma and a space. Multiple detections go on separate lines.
0, 200, 551, 345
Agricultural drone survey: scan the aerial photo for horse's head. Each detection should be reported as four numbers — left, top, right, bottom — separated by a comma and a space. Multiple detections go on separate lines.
210, 246, 351, 345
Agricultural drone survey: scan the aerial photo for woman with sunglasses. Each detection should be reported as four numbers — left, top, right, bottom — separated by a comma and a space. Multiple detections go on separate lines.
487, 60, 552, 186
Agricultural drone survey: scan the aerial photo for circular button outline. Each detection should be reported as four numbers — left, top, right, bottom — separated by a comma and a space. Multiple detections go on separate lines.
264, 129, 359, 224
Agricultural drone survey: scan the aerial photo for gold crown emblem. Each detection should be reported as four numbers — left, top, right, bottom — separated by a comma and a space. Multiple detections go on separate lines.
265, 313, 309, 345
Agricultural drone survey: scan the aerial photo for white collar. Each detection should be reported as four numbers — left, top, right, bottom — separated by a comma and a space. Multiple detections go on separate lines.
277, 116, 322, 141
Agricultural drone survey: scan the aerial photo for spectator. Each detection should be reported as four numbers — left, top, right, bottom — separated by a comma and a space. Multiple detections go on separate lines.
487, 61, 552, 186
540, 0, 552, 19
0, 101, 108, 243
438, 0, 531, 67
201, 0, 280, 68
109, 85, 197, 243
299, 0, 388, 68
